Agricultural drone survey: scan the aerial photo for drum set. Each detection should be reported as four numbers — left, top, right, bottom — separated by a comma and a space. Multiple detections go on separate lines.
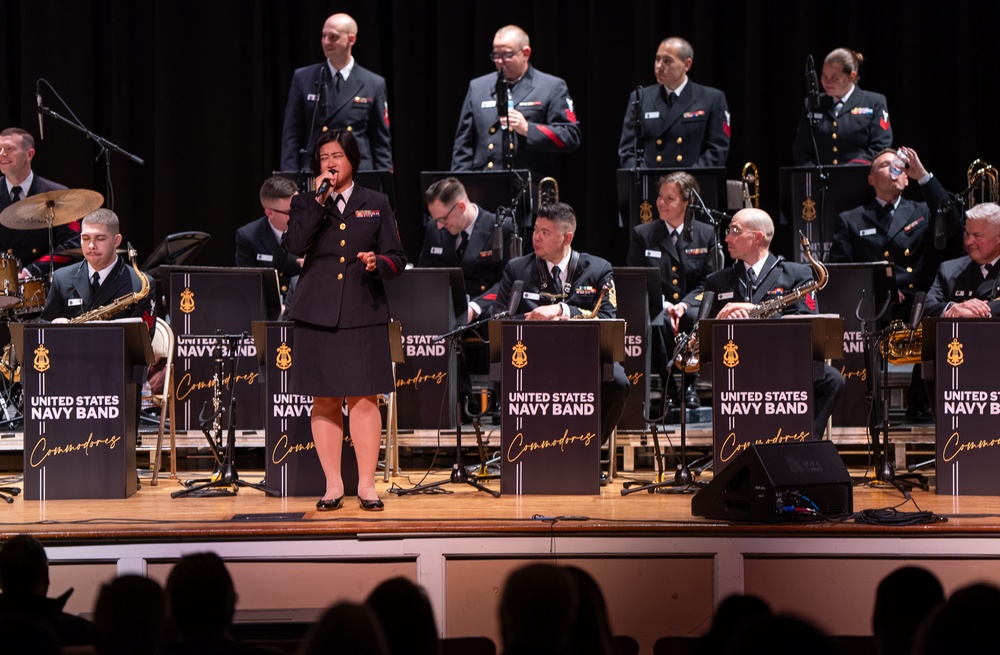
0, 187, 104, 422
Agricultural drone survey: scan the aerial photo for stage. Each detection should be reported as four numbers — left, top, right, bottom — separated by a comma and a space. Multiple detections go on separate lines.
4, 453, 1000, 654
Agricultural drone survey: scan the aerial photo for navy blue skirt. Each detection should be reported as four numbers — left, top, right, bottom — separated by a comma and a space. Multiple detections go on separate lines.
290, 321, 394, 397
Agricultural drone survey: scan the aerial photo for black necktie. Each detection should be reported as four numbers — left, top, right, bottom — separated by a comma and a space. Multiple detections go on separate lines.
671, 230, 679, 245
982, 263, 994, 281
90, 272, 101, 295
10, 186, 22, 203
883, 203, 895, 220
747, 266, 757, 285
334, 72, 344, 94
456, 231, 469, 259
551, 265, 563, 293
666, 91, 677, 108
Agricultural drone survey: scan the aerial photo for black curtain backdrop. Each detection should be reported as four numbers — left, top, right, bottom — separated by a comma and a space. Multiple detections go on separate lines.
2, 0, 997, 270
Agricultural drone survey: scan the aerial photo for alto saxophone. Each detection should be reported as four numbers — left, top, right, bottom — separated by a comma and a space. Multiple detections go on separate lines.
572, 282, 613, 319
0, 245, 151, 382
674, 232, 829, 372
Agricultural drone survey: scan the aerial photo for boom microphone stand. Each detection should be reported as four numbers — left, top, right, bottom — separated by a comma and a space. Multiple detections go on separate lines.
172, 333, 278, 498
394, 283, 524, 498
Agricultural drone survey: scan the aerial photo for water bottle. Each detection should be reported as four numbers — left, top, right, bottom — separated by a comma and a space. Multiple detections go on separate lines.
889, 148, 908, 180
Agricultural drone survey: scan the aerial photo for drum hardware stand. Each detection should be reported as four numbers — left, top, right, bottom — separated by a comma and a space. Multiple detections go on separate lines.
857, 291, 928, 495
622, 322, 707, 495
0, 338, 23, 430
172, 333, 278, 498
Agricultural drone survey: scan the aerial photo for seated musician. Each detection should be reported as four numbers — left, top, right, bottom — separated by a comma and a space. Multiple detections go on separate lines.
925, 202, 1000, 318
683, 208, 845, 439
39, 208, 155, 332
490, 202, 629, 448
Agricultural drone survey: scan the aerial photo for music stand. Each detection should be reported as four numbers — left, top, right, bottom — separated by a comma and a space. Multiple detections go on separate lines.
141, 232, 211, 275
616, 167, 727, 229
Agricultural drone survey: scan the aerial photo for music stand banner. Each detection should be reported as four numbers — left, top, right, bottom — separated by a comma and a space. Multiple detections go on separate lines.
21, 326, 138, 500
779, 166, 870, 262
169, 270, 267, 431
255, 323, 357, 497
500, 322, 601, 495
710, 321, 814, 473
934, 320, 1000, 496
613, 268, 656, 430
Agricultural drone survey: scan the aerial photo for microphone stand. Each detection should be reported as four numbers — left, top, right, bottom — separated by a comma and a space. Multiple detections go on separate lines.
855, 292, 927, 497
625, 86, 645, 229
301, 65, 328, 173
393, 313, 509, 498
499, 176, 529, 260
802, 59, 829, 262
690, 187, 729, 271
621, 322, 706, 495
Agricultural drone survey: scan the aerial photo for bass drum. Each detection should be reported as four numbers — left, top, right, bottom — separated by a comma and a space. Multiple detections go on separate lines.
15, 277, 47, 314
0, 253, 22, 308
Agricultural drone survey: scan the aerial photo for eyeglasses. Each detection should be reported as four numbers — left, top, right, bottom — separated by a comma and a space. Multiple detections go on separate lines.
488, 49, 522, 62
432, 203, 459, 224
725, 226, 756, 236
267, 208, 290, 216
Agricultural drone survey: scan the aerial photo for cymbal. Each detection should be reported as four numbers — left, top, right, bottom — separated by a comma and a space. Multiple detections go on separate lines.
0, 188, 104, 230
61, 247, 129, 257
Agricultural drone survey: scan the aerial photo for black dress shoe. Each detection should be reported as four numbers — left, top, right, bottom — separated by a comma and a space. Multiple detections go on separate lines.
358, 497, 385, 511
684, 385, 701, 408
316, 495, 344, 511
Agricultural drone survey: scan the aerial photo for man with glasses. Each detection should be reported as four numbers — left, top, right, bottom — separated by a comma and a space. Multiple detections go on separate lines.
618, 37, 730, 168
419, 177, 512, 323
683, 208, 845, 439
451, 25, 580, 177
280, 13, 392, 173
235, 175, 303, 299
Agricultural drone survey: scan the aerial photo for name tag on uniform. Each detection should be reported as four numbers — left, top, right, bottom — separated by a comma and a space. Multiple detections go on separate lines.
523, 292, 541, 301
645, 249, 662, 258
430, 247, 443, 255
645, 111, 660, 119
68, 298, 83, 307
256, 253, 274, 262
859, 228, 877, 237
481, 100, 497, 108
307, 93, 318, 102
808, 112, 823, 121
956, 290, 969, 298
718, 291, 734, 301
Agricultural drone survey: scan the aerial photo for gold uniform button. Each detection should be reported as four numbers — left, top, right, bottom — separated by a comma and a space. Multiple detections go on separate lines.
832, 121, 838, 128
487, 161, 494, 169
340, 256, 346, 263
676, 137, 683, 144
340, 223, 346, 231
672, 278, 679, 285
832, 159, 839, 165
337, 273, 344, 280
489, 127, 497, 134
487, 143, 494, 151
32, 248, 38, 254
672, 292, 680, 300
906, 267, 913, 273
671, 266, 678, 272
676, 155, 683, 162
655, 155, 663, 163
832, 146, 838, 153
281, 285, 287, 292
908, 283, 914, 289
340, 240, 346, 246
883, 250, 890, 257
656, 139, 663, 146
346, 126, 353, 132
904, 248, 911, 256
832, 133, 838, 140
322, 126, 329, 132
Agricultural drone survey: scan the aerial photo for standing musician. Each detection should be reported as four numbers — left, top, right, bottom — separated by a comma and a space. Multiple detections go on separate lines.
626, 172, 718, 408
618, 37, 730, 168
280, 13, 392, 173
39, 208, 154, 332
684, 208, 845, 439
792, 48, 892, 166
491, 202, 628, 450
925, 202, 1000, 318
283, 129, 406, 512
0, 127, 80, 278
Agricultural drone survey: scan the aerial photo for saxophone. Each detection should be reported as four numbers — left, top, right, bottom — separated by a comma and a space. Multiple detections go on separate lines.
674, 232, 828, 372
69, 244, 151, 323
571, 282, 612, 319
0, 245, 151, 382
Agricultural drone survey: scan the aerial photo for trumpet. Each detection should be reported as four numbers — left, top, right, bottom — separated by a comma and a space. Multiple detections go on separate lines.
538, 177, 559, 206
741, 162, 760, 208
967, 159, 998, 207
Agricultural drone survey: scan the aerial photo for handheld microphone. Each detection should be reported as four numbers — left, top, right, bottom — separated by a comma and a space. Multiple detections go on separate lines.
36, 80, 44, 141
506, 280, 524, 317
496, 67, 509, 126
632, 85, 644, 132
696, 291, 715, 322
315, 170, 335, 197
683, 203, 694, 240
806, 55, 820, 111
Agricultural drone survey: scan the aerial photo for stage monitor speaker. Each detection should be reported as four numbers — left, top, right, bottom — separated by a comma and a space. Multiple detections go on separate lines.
692, 441, 853, 522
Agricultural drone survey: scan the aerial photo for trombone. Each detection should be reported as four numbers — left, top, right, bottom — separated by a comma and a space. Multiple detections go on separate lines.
741, 162, 760, 208
967, 159, 998, 207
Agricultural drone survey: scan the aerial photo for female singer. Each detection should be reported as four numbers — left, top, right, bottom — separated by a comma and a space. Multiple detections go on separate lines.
792, 47, 892, 166
283, 129, 406, 511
